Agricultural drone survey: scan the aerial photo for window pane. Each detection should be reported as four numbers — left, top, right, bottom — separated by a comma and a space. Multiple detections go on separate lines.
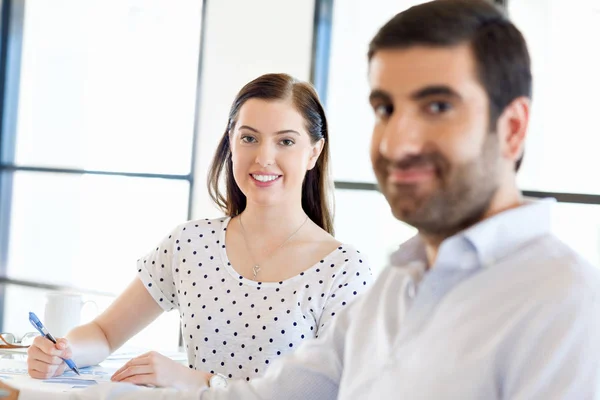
333, 189, 417, 277
14, 0, 202, 174
5, 171, 189, 292
326, 0, 427, 183
512, 0, 600, 194
550, 202, 600, 267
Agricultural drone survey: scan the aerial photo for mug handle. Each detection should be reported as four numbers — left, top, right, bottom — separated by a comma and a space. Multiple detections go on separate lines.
81, 300, 99, 318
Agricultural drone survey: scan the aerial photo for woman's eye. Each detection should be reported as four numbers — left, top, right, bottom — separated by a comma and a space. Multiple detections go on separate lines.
241, 136, 256, 143
280, 139, 294, 146
427, 101, 452, 114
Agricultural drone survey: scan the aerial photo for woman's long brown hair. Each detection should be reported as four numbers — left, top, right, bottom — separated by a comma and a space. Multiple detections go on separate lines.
207, 73, 334, 235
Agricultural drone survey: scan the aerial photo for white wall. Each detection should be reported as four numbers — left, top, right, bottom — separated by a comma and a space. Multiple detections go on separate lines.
191, 0, 316, 220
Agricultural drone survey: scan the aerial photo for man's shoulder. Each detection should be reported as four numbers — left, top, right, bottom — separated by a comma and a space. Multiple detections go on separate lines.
347, 263, 415, 309
518, 233, 600, 297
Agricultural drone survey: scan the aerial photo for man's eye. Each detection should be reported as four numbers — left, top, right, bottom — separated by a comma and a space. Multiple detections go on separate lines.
374, 104, 393, 119
427, 101, 452, 114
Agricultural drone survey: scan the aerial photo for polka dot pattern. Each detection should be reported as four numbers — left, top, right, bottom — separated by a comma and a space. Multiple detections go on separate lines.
137, 217, 373, 380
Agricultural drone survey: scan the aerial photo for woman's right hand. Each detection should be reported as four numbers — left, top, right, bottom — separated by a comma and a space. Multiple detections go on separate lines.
27, 336, 73, 379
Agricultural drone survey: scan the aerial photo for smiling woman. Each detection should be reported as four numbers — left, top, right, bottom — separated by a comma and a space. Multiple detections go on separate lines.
229, 99, 323, 210
24, 73, 374, 390
208, 73, 333, 235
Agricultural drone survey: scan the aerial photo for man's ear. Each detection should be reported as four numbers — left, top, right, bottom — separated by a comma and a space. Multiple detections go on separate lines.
307, 138, 325, 170
496, 96, 530, 168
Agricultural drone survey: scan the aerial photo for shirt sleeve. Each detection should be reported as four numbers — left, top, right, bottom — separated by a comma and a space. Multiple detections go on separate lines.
19, 383, 203, 400
502, 282, 600, 399
315, 247, 373, 338
136, 225, 182, 312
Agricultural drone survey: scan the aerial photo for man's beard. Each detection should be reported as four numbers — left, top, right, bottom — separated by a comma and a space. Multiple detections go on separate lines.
377, 134, 501, 239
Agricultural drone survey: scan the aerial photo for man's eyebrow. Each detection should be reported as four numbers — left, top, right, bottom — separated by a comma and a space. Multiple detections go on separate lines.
369, 89, 392, 104
238, 125, 300, 136
410, 85, 462, 100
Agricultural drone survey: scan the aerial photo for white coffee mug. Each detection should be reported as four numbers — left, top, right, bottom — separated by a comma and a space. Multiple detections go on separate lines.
44, 293, 98, 338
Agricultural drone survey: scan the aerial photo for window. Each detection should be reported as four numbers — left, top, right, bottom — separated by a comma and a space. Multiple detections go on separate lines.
550, 202, 600, 267
6, 172, 189, 291
333, 189, 416, 276
13, 0, 202, 174
1, 0, 203, 291
0, 0, 204, 347
511, 0, 600, 195
509, 0, 600, 266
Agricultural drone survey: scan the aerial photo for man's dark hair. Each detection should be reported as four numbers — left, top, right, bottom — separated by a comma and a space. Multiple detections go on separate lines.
369, 0, 531, 171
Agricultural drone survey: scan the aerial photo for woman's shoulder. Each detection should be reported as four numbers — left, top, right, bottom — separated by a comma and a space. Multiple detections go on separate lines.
175, 216, 231, 233
328, 243, 369, 268
153, 217, 231, 246
305, 225, 369, 270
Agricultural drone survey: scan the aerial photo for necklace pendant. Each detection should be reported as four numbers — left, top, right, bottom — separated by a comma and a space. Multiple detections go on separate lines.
252, 265, 261, 280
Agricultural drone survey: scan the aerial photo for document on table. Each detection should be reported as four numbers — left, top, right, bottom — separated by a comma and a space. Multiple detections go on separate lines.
0, 348, 187, 392
0, 358, 116, 392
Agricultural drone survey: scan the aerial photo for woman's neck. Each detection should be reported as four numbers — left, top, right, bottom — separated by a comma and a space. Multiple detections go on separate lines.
237, 202, 309, 238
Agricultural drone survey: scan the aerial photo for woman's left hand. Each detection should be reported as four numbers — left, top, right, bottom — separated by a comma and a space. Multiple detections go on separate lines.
110, 351, 210, 391
0, 380, 19, 400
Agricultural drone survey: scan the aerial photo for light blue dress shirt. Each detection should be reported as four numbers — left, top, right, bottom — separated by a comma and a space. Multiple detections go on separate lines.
20, 199, 600, 400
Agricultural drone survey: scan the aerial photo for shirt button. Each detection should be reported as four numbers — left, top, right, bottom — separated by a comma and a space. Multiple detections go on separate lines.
407, 282, 416, 299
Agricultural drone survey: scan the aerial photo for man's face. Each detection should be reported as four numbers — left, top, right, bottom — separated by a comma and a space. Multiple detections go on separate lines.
369, 44, 502, 237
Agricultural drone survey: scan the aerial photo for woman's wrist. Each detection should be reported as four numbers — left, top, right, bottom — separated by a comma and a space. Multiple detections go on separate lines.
180, 368, 212, 391
197, 370, 212, 389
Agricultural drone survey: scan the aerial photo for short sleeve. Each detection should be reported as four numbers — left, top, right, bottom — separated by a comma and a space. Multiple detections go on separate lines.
315, 247, 374, 337
136, 227, 181, 312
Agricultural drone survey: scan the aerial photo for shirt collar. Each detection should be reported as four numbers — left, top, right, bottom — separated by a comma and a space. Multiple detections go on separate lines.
390, 198, 555, 271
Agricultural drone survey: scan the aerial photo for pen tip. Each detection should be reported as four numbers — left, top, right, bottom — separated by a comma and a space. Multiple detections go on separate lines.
73, 367, 81, 376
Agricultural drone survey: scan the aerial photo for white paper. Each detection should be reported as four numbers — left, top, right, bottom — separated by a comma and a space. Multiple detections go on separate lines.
0, 358, 116, 392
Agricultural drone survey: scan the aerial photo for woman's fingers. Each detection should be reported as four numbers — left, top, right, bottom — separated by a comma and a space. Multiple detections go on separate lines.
111, 354, 151, 378
111, 365, 154, 383
29, 336, 64, 357
28, 360, 67, 379
26, 345, 64, 366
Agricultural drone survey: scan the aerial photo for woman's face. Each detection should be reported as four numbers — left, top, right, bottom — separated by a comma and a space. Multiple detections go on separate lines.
230, 98, 324, 208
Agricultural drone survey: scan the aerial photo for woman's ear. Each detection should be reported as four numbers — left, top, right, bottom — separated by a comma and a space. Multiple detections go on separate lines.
307, 138, 325, 170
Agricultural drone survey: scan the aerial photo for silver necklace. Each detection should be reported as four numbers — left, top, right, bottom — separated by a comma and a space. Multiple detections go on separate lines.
238, 214, 309, 280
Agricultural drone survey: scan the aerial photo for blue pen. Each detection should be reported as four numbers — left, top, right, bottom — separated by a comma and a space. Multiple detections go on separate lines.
28, 312, 81, 376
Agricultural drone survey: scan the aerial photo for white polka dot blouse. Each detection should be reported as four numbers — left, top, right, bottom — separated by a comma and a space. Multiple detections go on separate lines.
137, 217, 373, 381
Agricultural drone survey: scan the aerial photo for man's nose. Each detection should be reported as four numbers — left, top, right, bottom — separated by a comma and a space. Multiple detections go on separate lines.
379, 112, 425, 161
